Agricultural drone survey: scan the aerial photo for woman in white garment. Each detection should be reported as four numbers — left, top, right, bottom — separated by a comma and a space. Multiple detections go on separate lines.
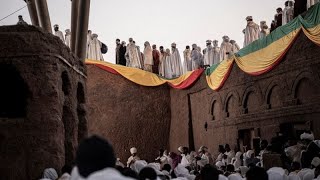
143, 41, 153, 72
87, 34, 104, 61
164, 49, 173, 79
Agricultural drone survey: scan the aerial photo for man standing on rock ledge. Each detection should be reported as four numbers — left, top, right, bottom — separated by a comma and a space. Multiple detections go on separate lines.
53, 24, 65, 43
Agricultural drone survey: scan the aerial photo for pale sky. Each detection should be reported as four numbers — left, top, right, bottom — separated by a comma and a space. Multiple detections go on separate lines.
1, 0, 287, 63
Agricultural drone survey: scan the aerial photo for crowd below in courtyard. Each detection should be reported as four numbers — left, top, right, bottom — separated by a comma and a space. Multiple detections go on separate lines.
39, 131, 320, 180
14, 1, 319, 79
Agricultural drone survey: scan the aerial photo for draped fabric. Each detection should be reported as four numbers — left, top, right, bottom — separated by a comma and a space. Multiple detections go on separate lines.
86, 3, 320, 91
86, 59, 204, 89
206, 3, 320, 90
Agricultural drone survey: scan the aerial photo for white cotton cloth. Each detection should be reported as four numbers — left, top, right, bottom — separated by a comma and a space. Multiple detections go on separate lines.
216, 161, 225, 169
183, 49, 192, 71
43, 168, 58, 180
226, 150, 235, 164
164, 50, 173, 79
220, 39, 233, 61
65, 30, 71, 48
312, 157, 320, 167
58, 173, 71, 180
181, 154, 191, 167
233, 152, 242, 170
219, 174, 228, 180
298, 169, 314, 180
238, 166, 249, 177
203, 45, 214, 66
171, 48, 183, 77
87, 34, 104, 61
303, 172, 314, 180
246, 150, 254, 158
55, 30, 65, 43
130, 160, 147, 173
243, 21, 260, 47
288, 173, 301, 180
228, 173, 243, 180
125, 42, 142, 69
130, 147, 137, 154
70, 167, 134, 180
174, 164, 196, 180
268, 171, 287, 180
143, 42, 153, 66
285, 144, 303, 163
300, 133, 314, 141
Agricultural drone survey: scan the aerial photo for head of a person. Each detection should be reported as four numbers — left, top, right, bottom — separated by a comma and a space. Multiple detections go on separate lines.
144, 41, 150, 47
133, 41, 136, 44
54, 24, 59, 31
121, 167, 139, 179
92, 34, 98, 39
75, 135, 116, 178
160, 46, 164, 52
178, 146, 184, 154
288, 1, 294, 6
18, 15, 23, 20
222, 36, 230, 42
43, 168, 58, 180
260, 140, 268, 150
246, 166, 268, 180
219, 145, 226, 153
166, 48, 171, 55
230, 40, 236, 44
152, 44, 156, 50
88, 30, 92, 34
65, 29, 71, 34
206, 40, 212, 46
291, 161, 301, 172
183, 147, 189, 154
121, 41, 126, 46
200, 164, 219, 180
285, 1, 289, 6
171, 43, 176, 49
162, 164, 171, 172
277, 8, 283, 13
116, 39, 120, 45
186, 45, 190, 50
139, 167, 157, 180
226, 164, 235, 172
246, 16, 253, 22
129, 38, 133, 43
213, 40, 218, 47
225, 144, 231, 152
159, 149, 164, 157
130, 147, 138, 156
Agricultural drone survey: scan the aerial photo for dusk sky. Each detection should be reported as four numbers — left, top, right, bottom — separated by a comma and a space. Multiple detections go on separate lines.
1, 0, 287, 63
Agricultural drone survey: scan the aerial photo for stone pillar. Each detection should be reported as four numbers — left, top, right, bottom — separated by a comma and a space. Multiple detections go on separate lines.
25, 0, 39, 26
70, 0, 79, 53
75, 0, 90, 61
34, 0, 52, 33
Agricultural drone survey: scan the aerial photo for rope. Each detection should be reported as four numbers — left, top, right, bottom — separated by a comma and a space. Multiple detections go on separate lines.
0, 5, 27, 23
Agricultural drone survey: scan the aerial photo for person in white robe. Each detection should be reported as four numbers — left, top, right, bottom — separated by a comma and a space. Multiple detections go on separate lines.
65, 29, 71, 48
127, 147, 140, 167
53, 24, 65, 43
171, 43, 183, 77
190, 44, 201, 71
143, 41, 153, 72
259, 21, 270, 39
197, 46, 204, 68
203, 40, 214, 67
135, 42, 144, 69
212, 40, 220, 65
243, 16, 260, 47
164, 49, 173, 79
86, 30, 93, 58
283, 1, 295, 25
307, 0, 320, 9
125, 38, 143, 69
183, 46, 192, 72
220, 36, 233, 61
87, 34, 104, 61
230, 40, 240, 55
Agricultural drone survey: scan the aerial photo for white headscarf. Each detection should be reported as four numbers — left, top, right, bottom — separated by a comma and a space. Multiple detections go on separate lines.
267, 167, 289, 180
130, 147, 137, 154
288, 173, 301, 180
238, 166, 249, 177
311, 157, 320, 167
130, 160, 147, 173
174, 164, 195, 180
228, 173, 243, 180
246, 150, 254, 158
303, 172, 314, 180
300, 133, 314, 141
43, 168, 58, 180
298, 169, 314, 180
219, 174, 228, 180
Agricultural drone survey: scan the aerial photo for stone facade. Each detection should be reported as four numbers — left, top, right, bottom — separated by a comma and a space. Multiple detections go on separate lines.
169, 33, 320, 157
0, 26, 87, 180
87, 65, 171, 163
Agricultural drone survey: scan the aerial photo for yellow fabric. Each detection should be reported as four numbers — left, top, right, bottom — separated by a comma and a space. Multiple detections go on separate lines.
86, 59, 194, 86
234, 28, 301, 74
302, 24, 320, 46
206, 59, 234, 90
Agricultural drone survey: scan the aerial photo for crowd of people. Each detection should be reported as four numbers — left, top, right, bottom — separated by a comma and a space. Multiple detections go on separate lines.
39, 131, 320, 180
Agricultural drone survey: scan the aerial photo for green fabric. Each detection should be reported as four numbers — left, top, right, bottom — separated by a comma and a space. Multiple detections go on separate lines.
205, 63, 219, 75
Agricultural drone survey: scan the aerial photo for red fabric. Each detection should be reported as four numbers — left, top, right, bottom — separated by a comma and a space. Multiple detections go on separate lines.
169, 68, 204, 89
152, 50, 160, 74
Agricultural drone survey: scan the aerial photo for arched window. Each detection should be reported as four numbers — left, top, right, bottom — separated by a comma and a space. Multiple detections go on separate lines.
0, 65, 28, 118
